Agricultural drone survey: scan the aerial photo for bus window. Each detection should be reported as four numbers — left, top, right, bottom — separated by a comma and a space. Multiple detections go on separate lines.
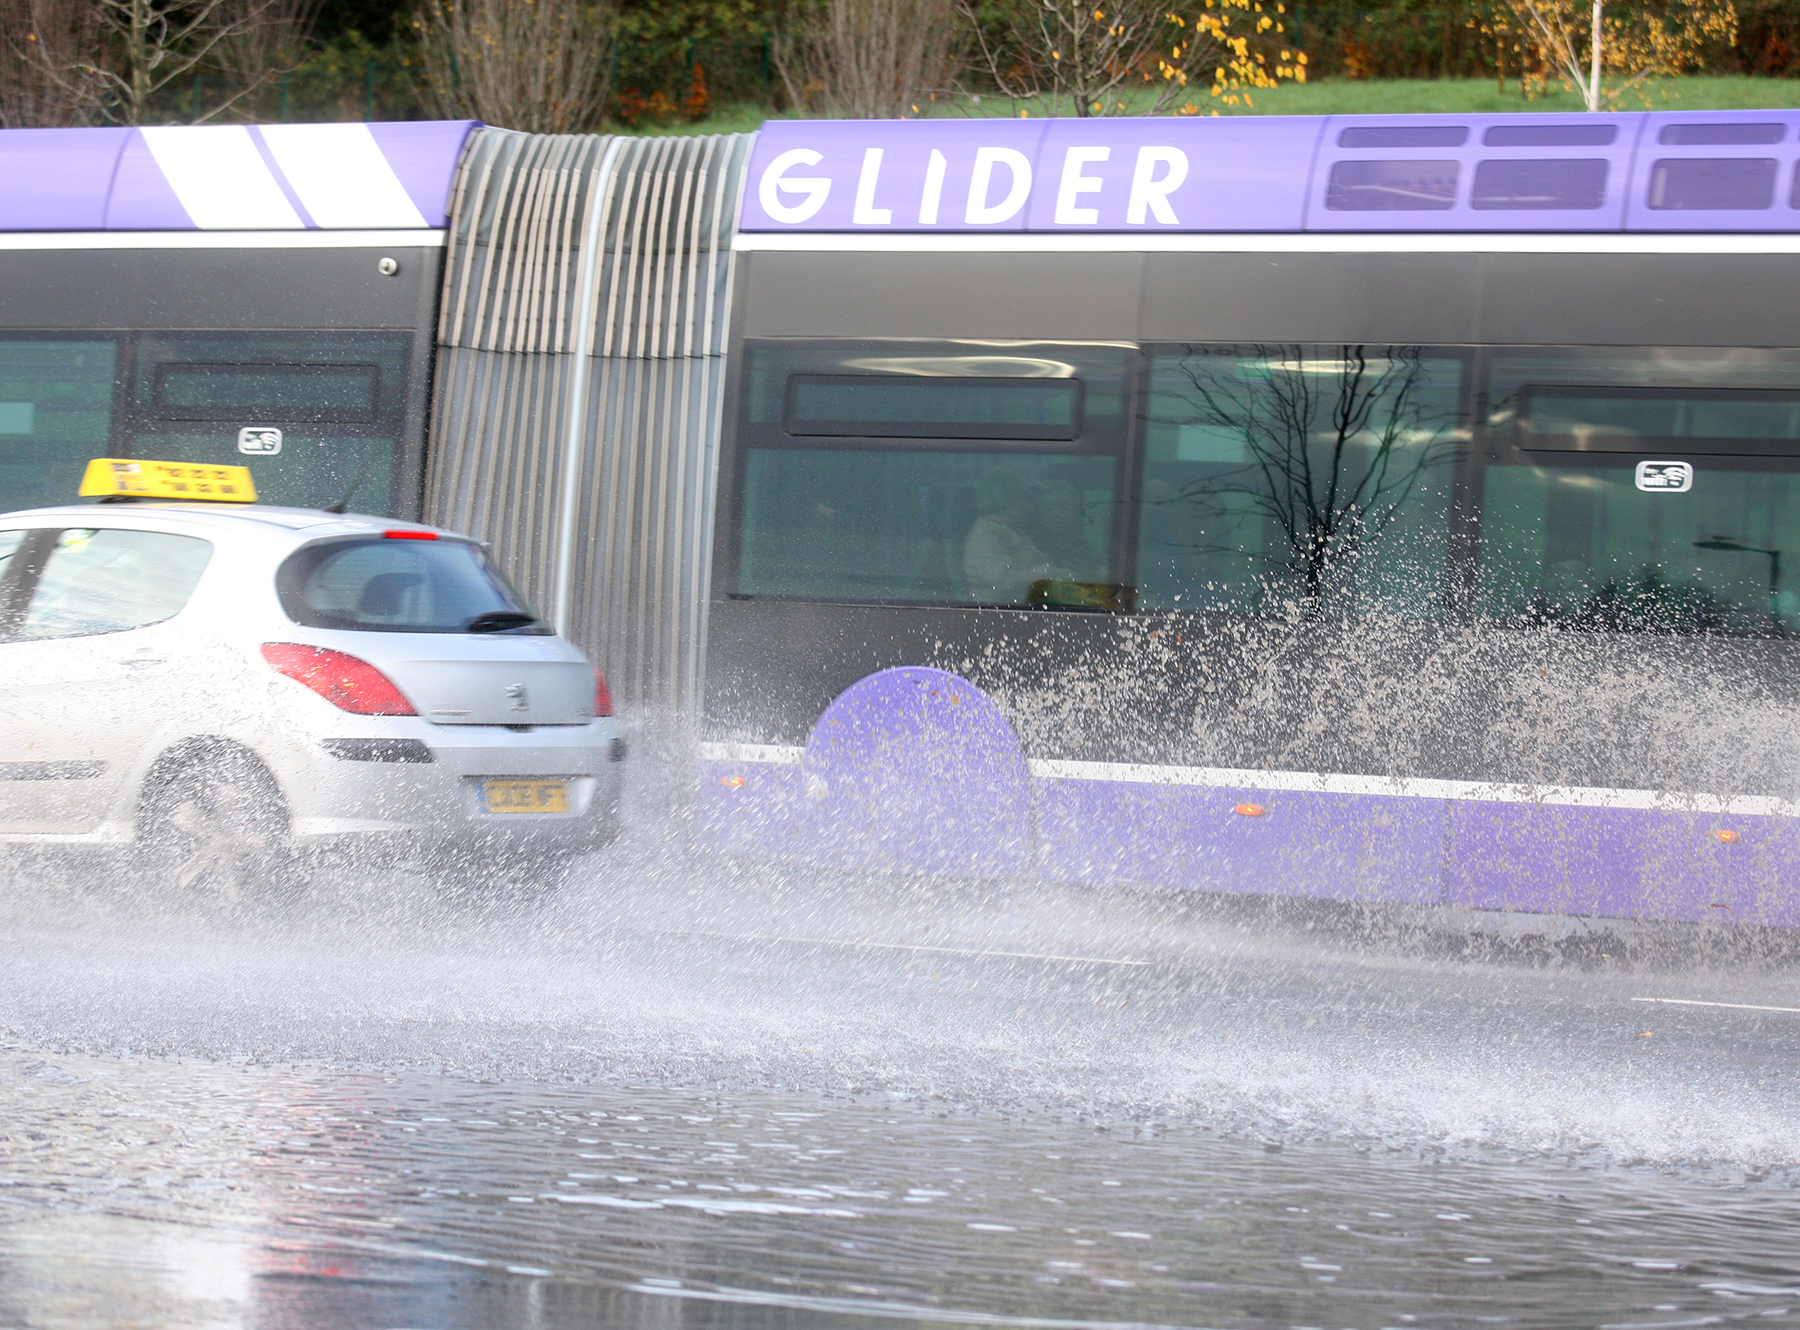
1660, 122, 1785, 145
1479, 461, 1800, 633
733, 341, 1128, 607
127, 333, 410, 513
1324, 160, 1460, 211
1480, 351, 1800, 633
1136, 346, 1464, 618
1518, 385, 1800, 451
1470, 158, 1609, 211
739, 449, 1116, 605
0, 340, 118, 514
1647, 158, 1778, 211
152, 362, 379, 423
784, 375, 1081, 441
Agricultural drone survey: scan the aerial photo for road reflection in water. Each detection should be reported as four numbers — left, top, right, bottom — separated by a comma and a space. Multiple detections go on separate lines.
4, 1047, 1800, 1329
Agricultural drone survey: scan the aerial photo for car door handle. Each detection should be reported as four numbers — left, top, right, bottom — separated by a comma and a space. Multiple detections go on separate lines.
123, 657, 166, 669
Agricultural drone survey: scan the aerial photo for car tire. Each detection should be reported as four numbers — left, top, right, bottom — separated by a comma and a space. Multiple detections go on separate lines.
134, 743, 312, 909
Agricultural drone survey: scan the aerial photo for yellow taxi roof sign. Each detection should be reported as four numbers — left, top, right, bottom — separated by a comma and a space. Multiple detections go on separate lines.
79, 458, 257, 503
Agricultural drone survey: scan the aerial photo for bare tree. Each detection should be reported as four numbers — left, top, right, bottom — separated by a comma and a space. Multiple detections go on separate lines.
965, 0, 1304, 118
4, 0, 321, 125
82, 0, 309, 124
0, 0, 107, 126
773, 0, 963, 119
213, 0, 321, 120
414, 0, 615, 134
1152, 346, 1460, 608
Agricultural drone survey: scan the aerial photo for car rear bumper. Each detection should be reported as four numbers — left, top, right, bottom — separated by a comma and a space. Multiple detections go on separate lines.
277, 719, 625, 856
0, 719, 627, 856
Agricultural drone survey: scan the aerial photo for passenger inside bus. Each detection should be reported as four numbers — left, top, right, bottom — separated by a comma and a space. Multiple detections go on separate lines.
1034, 478, 1099, 573
961, 469, 1075, 604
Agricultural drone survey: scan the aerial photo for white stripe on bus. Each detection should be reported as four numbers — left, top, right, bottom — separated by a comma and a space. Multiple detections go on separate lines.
701, 742, 805, 765
697, 743, 1794, 818
141, 126, 304, 230
1027, 759, 1794, 816
260, 124, 430, 230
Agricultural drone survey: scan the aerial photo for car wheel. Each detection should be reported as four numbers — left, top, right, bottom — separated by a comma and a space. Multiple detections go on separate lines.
136, 745, 311, 908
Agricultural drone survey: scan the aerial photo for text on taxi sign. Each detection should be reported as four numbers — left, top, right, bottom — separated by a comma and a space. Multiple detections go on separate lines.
78, 458, 258, 502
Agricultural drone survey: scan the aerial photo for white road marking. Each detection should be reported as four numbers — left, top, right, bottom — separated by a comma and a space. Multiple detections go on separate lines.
1632, 998, 1800, 1014
678, 930, 1149, 968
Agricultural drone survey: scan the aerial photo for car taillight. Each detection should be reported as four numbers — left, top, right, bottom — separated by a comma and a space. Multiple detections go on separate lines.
383, 529, 437, 540
594, 669, 614, 718
260, 643, 417, 715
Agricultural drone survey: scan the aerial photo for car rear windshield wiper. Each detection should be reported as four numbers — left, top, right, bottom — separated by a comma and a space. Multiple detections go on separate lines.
463, 610, 539, 633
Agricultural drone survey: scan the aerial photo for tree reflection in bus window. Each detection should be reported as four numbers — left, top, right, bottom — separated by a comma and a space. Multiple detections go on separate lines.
1479, 464, 1800, 633
1136, 346, 1463, 617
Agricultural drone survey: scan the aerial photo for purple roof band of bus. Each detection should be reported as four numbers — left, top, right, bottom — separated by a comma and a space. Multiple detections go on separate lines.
739, 110, 1800, 233
0, 120, 478, 231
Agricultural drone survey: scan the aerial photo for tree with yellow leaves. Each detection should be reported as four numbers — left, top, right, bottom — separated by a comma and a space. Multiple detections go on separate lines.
1498, 0, 1737, 110
963, 0, 1306, 118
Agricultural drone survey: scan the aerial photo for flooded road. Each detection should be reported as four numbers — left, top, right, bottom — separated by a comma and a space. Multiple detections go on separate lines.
4, 823, 1800, 1327
8, 1048, 1800, 1329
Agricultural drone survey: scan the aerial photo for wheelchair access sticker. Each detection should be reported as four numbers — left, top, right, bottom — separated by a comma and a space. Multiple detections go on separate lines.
1635, 460, 1693, 493
238, 427, 282, 456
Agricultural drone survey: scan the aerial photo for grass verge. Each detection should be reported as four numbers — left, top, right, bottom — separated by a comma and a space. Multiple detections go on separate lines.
622, 75, 1800, 136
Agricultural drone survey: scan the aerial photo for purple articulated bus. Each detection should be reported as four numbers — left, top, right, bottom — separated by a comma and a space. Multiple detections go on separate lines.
698, 110, 1800, 928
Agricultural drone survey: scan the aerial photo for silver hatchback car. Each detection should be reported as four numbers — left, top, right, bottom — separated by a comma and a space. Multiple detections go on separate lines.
0, 488, 623, 901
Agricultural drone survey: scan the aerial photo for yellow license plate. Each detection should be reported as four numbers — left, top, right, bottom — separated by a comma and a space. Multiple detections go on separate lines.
481, 779, 570, 814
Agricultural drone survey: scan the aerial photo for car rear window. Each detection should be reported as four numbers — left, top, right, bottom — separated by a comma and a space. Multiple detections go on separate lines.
277, 538, 549, 634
